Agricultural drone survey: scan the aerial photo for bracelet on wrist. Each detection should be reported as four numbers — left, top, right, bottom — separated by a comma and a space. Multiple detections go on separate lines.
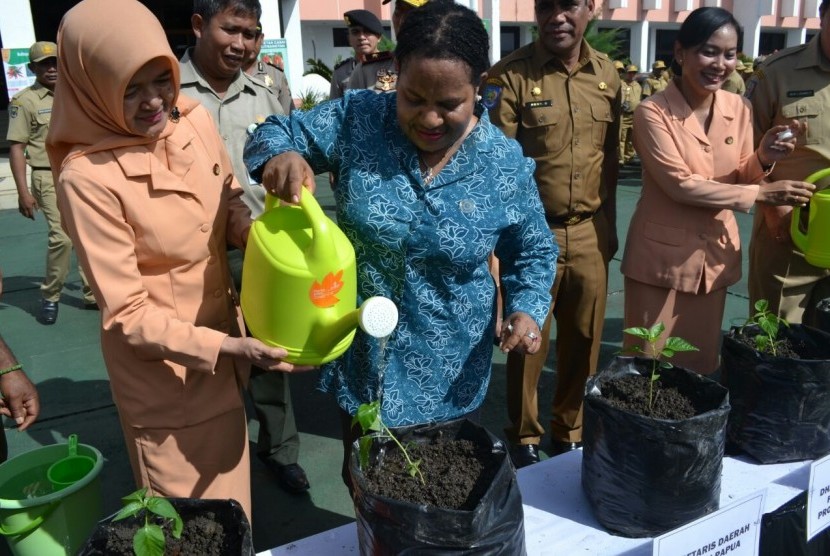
757, 152, 774, 173
0, 364, 22, 376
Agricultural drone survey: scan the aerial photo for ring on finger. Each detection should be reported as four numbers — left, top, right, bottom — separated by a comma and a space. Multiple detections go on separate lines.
526, 332, 539, 341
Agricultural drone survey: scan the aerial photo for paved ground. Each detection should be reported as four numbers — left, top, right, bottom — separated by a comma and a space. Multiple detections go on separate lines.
0, 157, 758, 553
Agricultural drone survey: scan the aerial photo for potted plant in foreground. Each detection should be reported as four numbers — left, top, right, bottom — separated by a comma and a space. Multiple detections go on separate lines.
78, 487, 254, 555
349, 400, 525, 554
581, 323, 730, 537
722, 300, 830, 463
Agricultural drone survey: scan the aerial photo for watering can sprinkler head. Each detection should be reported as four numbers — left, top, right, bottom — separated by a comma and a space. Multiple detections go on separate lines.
357, 297, 399, 338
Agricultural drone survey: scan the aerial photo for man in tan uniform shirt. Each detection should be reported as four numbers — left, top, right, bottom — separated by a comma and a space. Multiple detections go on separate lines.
747, 0, 830, 325
180, 0, 308, 496
619, 64, 641, 165
721, 61, 746, 95
642, 60, 667, 98
6, 41, 95, 324
330, 9, 386, 99
486, 0, 621, 467
244, 23, 294, 114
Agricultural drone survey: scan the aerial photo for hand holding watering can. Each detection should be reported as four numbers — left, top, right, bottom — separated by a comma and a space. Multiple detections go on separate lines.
242, 152, 398, 366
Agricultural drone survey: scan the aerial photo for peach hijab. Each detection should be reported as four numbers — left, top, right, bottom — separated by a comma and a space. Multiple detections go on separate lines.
46, 0, 198, 171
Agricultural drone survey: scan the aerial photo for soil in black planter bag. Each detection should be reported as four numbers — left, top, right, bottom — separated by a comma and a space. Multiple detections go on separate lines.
582, 357, 730, 538
349, 419, 525, 555
722, 324, 830, 464
78, 498, 254, 556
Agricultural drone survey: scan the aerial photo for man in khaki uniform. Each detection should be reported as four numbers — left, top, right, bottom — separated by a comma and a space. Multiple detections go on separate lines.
613, 59, 625, 79
244, 22, 294, 114
619, 64, 641, 165
486, 0, 621, 467
346, 0, 430, 92
747, 0, 830, 325
642, 60, 667, 98
180, 0, 308, 496
721, 60, 746, 95
6, 41, 95, 324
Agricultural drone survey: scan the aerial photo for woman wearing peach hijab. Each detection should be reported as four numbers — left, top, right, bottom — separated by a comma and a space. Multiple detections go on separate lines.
46, 0, 305, 520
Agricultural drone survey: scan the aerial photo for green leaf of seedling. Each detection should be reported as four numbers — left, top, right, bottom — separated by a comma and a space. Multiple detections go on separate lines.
113, 501, 144, 521
120, 487, 148, 506
407, 459, 422, 479
648, 322, 666, 341
146, 497, 182, 538
134, 524, 165, 556
755, 299, 770, 313
664, 336, 699, 353
353, 401, 383, 434
623, 326, 651, 340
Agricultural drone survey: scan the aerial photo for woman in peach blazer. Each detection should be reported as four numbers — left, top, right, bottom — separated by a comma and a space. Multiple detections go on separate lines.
46, 0, 304, 521
620, 7, 813, 374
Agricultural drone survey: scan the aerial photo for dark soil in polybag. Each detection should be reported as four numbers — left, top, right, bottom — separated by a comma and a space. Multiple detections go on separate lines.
78, 498, 254, 556
722, 324, 830, 464
582, 356, 730, 538
350, 419, 525, 555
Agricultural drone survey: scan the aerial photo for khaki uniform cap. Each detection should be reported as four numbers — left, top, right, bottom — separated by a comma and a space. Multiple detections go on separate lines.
652, 60, 666, 70
29, 41, 57, 62
626, 64, 638, 73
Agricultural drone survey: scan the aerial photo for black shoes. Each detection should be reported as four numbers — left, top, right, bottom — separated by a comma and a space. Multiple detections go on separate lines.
40, 299, 59, 325
510, 444, 540, 469
550, 440, 582, 456
264, 461, 310, 494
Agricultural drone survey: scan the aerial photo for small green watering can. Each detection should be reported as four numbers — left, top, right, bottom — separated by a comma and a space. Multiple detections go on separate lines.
791, 167, 830, 268
241, 188, 397, 365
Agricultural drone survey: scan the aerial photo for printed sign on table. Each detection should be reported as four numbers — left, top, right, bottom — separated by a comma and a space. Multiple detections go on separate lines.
652, 490, 766, 556
2, 48, 35, 101
807, 452, 830, 540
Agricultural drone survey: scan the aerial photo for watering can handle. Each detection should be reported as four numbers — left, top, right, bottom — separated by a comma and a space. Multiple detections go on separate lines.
791, 167, 830, 250
0, 500, 60, 537
263, 188, 336, 265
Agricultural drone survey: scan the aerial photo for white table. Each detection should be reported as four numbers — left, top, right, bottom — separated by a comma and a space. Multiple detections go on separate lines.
259, 450, 812, 555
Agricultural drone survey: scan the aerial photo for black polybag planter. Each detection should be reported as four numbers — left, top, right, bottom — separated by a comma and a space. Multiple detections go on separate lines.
721, 324, 830, 464
759, 491, 830, 556
816, 299, 830, 333
581, 356, 730, 538
77, 498, 254, 556
349, 419, 526, 555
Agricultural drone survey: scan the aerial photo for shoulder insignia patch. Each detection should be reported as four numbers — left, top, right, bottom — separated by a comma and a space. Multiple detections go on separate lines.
744, 78, 758, 100
8, 105, 18, 118
482, 77, 505, 110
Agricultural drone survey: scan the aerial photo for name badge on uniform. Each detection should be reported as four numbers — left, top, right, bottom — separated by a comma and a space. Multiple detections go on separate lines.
525, 100, 552, 109
787, 90, 815, 98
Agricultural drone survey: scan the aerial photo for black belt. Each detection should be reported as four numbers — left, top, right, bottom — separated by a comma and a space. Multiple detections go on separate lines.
548, 212, 595, 226
30, 167, 51, 171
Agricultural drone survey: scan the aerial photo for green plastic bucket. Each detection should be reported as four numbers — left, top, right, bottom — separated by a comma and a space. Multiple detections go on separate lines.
0, 442, 103, 555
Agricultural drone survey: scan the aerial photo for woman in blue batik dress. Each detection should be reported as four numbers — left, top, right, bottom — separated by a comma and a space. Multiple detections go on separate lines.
244, 1, 556, 485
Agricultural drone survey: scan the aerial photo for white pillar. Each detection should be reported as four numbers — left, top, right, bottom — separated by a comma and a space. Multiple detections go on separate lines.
0, 0, 36, 49
631, 20, 649, 72
732, 2, 762, 58
281, 0, 304, 96
483, 0, 501, 63
260, 0, 282, 38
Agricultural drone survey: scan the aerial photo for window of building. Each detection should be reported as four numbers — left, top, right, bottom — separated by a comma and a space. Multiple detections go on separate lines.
654, 29, 678, 67
500, 26, 521, 58
759, 32, 786, 55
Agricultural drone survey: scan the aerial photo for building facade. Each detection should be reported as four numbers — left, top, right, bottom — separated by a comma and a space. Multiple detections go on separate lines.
0, 0, 822, 105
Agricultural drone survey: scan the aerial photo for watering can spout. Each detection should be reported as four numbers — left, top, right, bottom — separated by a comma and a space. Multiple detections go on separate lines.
320, 297, 399, 349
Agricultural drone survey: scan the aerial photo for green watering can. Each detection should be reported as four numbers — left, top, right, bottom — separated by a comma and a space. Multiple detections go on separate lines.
791, 167, 830, 268
241, 188, 398, 365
